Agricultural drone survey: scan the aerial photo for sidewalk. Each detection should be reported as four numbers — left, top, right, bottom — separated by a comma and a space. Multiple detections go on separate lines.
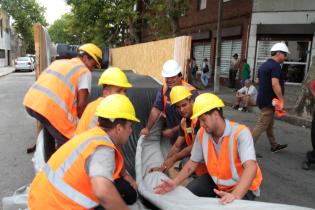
0, 66, 15, 77
199, 84, 312, 128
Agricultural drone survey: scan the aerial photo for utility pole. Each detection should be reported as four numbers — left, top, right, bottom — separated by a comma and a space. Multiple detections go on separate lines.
214, 0, 223, 94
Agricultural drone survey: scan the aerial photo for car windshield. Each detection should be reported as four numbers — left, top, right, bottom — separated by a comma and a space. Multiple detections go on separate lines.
17, 57, 30, 61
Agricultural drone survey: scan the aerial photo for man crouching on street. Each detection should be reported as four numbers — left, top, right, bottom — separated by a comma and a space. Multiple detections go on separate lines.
154, 93, 262, 204
28, 94, 139, 210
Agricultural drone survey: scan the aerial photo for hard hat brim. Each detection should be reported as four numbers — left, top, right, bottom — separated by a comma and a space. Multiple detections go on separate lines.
191, 104, 225, 119
161, 68, 181, 78
98, 79, 132, 88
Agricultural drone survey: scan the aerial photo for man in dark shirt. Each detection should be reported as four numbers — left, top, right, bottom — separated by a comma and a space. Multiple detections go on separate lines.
252, 42, 289, 153
150, 86, 206, 176
140, 60, 198, 143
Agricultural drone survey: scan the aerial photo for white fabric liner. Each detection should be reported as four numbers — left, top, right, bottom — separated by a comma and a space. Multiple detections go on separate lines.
3, 120, 314, 210
134, 119, 314, 210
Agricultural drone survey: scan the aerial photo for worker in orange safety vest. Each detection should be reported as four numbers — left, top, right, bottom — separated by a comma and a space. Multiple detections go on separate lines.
154, 93, 262, 205
150, 86, 207, 176
28, 94, 140, 210
140, 59, 198, 144
23, 43, 102, 160
76, 67, 132, 135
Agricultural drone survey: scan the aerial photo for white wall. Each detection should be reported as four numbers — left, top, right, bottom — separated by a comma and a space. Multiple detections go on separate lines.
253, 0, 315, 12
0, 30, 11, 67
0, 10, 11, 67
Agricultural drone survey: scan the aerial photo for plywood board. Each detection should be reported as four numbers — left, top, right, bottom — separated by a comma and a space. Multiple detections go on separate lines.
110, 36, 191, 83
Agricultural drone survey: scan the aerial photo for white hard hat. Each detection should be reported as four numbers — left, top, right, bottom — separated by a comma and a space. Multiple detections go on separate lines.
270, 42, 290, 54
162, 59, 182, 78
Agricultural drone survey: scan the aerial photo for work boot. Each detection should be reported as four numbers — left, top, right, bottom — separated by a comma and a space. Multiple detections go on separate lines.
271, 144, 287, 153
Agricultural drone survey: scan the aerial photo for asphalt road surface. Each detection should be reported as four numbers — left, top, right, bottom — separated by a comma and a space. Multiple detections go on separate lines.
0, 71, 314, 208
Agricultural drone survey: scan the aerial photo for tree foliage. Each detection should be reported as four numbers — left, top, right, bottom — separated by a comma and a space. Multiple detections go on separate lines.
48, 0, 188, 47
0, 0, 47, 53
48, 13, 77, 45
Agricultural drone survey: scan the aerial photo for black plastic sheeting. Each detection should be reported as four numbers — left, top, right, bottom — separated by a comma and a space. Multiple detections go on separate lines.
90, 70, 161, 177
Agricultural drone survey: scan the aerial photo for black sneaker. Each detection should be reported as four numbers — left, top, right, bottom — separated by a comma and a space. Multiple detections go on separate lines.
233, 105, 239, 110
242, 107, 248, 112
271, 144, 287, 153
256, 153, 263, 158
302, 160, 311, 170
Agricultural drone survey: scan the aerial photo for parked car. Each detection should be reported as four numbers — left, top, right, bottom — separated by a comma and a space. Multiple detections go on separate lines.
26, 54, 36, 67
14, 57, 35, 72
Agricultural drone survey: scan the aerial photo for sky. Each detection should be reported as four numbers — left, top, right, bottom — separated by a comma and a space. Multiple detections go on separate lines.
36, 0, 71, 25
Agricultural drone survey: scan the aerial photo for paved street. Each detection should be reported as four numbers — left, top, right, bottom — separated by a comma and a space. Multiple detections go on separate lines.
0, 72, 315, 208
0, 71, 36, 201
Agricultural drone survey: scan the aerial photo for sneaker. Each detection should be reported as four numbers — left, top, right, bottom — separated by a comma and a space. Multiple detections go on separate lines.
242, 107, 248, 112
233, 105, 239, 110
256, 153, 263, 158
270, 144, 287, 153
302, 160, 311, 170
238, 107, 243, 111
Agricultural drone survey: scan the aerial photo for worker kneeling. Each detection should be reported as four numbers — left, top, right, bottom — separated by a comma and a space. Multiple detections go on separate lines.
28, 94, 139, 210
76, 67, 132, 135
154, 93, 262, 204
151, 86, 207, 176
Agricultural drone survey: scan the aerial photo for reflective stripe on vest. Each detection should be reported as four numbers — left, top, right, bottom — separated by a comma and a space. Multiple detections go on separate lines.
76, 98, 103, 135
200, 123, 244, 187
89, 116, 98, 130
43, 164, 98, 209
162, 80, 196, 113
181, 118, 197, 146
32, 83, 78, 125
43, 136, 112, 208
32, 64, 85, 126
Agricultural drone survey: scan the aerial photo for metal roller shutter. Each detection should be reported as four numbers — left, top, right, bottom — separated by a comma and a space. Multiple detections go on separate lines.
192, 42, 211, 70
220, 39, 242, 78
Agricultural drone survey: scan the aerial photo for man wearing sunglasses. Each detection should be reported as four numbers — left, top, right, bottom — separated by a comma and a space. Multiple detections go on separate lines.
252, 42, 289, 153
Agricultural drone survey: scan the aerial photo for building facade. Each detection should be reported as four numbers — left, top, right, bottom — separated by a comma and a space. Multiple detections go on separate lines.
179, 0, 252, 81
248, 0, 315, 84
0, 9, 11, 67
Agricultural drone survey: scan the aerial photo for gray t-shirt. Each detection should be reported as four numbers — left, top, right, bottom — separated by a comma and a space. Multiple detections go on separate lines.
85, 146, 116, 181
191, 119, 256, 164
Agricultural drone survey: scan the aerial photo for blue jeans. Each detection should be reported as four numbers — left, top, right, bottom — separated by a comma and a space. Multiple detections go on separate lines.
201, 73, 208, 87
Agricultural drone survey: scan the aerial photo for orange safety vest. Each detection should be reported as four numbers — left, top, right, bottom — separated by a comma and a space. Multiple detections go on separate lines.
76, 97, 103, 135
162, 80, 196, 114
28, 127, 124, 210
199, 121, 262, 192
23, 58, 90, 139
180, 118, 207, 176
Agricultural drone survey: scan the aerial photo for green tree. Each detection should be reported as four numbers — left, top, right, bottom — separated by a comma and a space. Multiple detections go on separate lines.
65, 0, 140, 47
48, 14, 77, 45
48, 0, 189, 47
0, 0, 47, 53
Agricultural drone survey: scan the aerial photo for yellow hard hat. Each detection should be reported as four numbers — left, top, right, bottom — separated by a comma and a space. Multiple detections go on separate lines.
191, 93, 224, 119
170, 86, 192, 105
79, 43, 102, 69
98, 67, 132, 88
95, 94, 140, 122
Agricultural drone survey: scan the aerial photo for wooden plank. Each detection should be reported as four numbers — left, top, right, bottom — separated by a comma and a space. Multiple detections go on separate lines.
110, 36, 192, 83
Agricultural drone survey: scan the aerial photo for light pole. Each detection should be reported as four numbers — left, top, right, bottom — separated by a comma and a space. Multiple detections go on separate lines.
214, 0, 223, 94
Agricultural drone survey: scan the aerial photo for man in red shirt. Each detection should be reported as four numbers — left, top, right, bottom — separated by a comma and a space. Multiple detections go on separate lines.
302, 80, 315, 170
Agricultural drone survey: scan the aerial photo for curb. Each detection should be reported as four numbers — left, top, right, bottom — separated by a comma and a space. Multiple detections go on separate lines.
0, 67, 15, 78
